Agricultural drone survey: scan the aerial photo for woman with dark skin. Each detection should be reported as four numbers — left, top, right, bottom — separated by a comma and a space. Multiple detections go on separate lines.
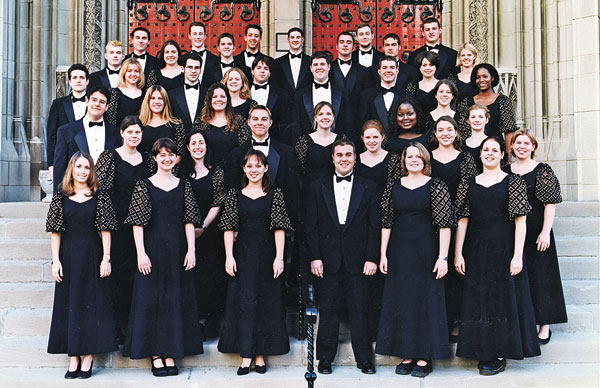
147, 40, 184, 91
106, 58, 145, 127
384, 96, 431, 155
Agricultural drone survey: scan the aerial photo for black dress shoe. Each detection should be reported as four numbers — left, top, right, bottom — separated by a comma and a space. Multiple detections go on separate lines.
77, 360, 93, 379
411, 360, 432, 377
449, 334, 459, 343
237, 366, 250, 375
478, 358, 506, 376
255, 364, 267, 374
395, 360, 416, 375
64, 357, 80, 379
538, 329, 552, 345
357, 360, 376, 374
317, 360, 332, 374
164, 361, 178, 376
151, 357, 167, 377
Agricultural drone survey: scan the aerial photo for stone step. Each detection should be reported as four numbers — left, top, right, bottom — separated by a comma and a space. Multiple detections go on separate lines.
555, 236, 600, 257
559, 257, 600, 279
0, 219, 48, 240
563, 280, 600, 305
0, 202, 49, 219
553, 216, 600, 237
0, 283, 54, 308
0, 260, 51, 283
0, 363, 598, 388
555, 202, 600, 217
0, 240, 51, 261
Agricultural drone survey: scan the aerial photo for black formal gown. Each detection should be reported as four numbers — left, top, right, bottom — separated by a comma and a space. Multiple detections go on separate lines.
376, 178, 454, 360
509, 163, 567, 325
199, 122, 251, 170
139, 123, 178, 155
123, 179, 204, 359
294, 133, 343, 193
384, 130, 432, 155
430, 152, 478, 330
157, 72, 184, 91
217, 188, 293, 357
455, 174, 541, 361
96, 150, 153, 341
46, 191, 118, 356
232, 99, 256, 120
448, 72, 478, 101
406, 81, 437, 113
463, 142, 483, 173
106, 88, 143, 127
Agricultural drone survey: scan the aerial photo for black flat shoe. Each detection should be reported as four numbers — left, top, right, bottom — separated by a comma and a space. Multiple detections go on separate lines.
395, 360, 416, 375
317, 360, 332, 374
237, 366, 250, 375
64, 357, 80, 379
478, 358, 506, 376
151, 357, 167, 377
357, 360, 376, 374
163, 359, 178, 376
538, 329, 552, 345
411, 360, 432, 377
449, 334, 459, 343
254, 364, 267, 374
77, 360, 93, 379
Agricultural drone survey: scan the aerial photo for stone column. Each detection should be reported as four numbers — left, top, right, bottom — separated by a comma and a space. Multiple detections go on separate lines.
83, 0, 103, 72
263, 0, 306, 57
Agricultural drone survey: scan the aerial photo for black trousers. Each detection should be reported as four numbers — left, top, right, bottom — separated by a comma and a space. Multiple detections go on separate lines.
316, 267, 373, 363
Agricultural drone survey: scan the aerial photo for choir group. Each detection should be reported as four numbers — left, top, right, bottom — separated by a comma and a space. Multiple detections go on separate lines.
45, 19, 567, 379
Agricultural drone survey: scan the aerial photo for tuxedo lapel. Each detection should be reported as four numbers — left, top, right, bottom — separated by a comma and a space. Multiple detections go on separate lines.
302, 92, 314, 126
437, 47, 449, 78
322, 178, 342, 231
332, 64, 345, 88
266, 145, 280, 181
104, 127, 117, 150
345, 65, 358, 91
331, 89, 342, 126
373, 92, 389, 129
99, 71, 110, 89
298, 55, 310, 88
266, 89, 278, 111
62, 98, 75, 122
74, 127, 89, 153
344, 178, 365, 229
174, 90, 192, 122
281, 55, 295, 89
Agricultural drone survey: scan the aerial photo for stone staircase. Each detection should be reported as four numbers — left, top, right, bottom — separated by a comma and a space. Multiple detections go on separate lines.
0, 201, 598, 387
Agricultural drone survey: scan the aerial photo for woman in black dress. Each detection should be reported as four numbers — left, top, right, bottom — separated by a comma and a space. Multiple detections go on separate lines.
218, 149, 292, 375
221, 67, 256, 119
427, 79, 460, 128
405, 51, 439, 113
429, 116, 478, 342
462, 104, 490, 173
507, 129, 567, 344
197, 82, 251, 169
46, 151, 118, 379
180, 129, 227, 336
96, 116, 154, 344
106, 58, 144, 127
384, 96, 431, 155
454, 136, 540, 375
123, 138, 204, 377
377, 143, 454, 377
147, 40, 184, 91
449, 43, 480, 101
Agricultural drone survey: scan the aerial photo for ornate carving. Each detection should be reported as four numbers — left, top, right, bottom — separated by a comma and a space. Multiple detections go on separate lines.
468, 0, 488, 62
84, 0, 103, 73
199, 1, 260, 22
55, 68, 69, 99
311, 1, 374, 24
379, 0, 442, 24
128, 0, 190, 22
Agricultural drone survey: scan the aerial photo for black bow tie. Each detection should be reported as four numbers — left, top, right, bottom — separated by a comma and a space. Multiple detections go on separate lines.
132, 53, 146, 60
339, 59, 352, 66
290, 53, 302, 59
359, 49, 373, 56
314, 81, 329, 90
107, 68, 120, 75
246, 51, 257, 58
193, 49, 205, 55
252, 138, 269, 146
221, 62, 233, 68
335, 174, 352, 183
72, 96, 86, 103
253, 83, 268, 90
426, 44, 440, 51
185, 83, 199, 90
381, 87, 393, 95
88, 121, 103, 127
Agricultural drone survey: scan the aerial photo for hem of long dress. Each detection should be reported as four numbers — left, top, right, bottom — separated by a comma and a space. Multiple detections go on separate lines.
217, 345, 290, 357
122, 348, 205, 359
536, 316, 568, 326
48, 346, 118, 356
374, 348, 452, 360
455, 350, 542, 361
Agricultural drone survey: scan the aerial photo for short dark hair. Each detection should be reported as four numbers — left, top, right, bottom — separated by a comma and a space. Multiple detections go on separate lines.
251, 54, 274, 70
421, 17, 441, 29
245, 24, 262, 36
382, 33, 400, 44
130, 26, 150, 39
432, 79, 458, 99
332, 138, 356, 156
471, 63, 500, 88
87, 85, 110, 101
311, 50, 332, 65
189, 21, 206, 34
288, 27, 304, 38
181, 52, 203, 68
480, 136, 505, 155
151, 137, 178, 156
378, 55, 398, 69
218, 32, 235, 46
337, 31, 354, 43
68, 63, 89, 79
415, 50, 440, 68
120, 115, 143, 132
388, 96, 428, 137
241, 149, 272, 191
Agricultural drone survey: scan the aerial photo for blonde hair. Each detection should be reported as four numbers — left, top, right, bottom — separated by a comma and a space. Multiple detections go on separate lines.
467, 104, 490, 119
105, 40, 125, 52
510, 128, 538, 158
118, 58, 145, 89
221, 67, 251, 100
60, 152, 99, 196
138, 85, 181, 126
401, 142, 432, 176
456, 43, 481, 67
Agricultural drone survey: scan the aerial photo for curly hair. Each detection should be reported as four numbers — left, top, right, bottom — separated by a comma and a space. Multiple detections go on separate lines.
199, 83, 243, 133
388, 96, 428, 138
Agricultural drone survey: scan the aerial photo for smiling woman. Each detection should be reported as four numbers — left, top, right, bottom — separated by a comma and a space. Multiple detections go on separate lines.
106, 58, 145, 127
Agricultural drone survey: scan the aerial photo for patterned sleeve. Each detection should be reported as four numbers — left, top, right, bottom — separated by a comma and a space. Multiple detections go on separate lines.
457, 96, 474, 141
405, 80, 417, 95
124, 180, 152, 226
45, 192, 66, 233
95, 150, 115, 193
146, 69, 158, 89
183, 179, 203, 227
386, 153, 403, 186
106, 88, 119, 127
459, 151, 478, 180
455, 177, 471, 219
498, 94, 518, 134
174, 122, 186, 156
270, 188, 293, 232
430, 178, 456, 228
210, 166, 227, 207
95, 189, 119, 231
237, 120, 252, 145
508, 174, 532, 220
217, 188, 239, 231
143, 152, 158, 176
535, 163, 562, 204
294, 135, 308, 175
380, 179, 395, 228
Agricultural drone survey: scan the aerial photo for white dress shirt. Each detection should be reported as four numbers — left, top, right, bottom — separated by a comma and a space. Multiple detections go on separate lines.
358, 49, 374, 67
426, 44, 439, 53
312, 81, 332, 107
251, 136, 270, 157
338, 59, 351, 77
106, 68, 120, 88
71, 96, 87, 120
289, 52, 302, 87
382, 87, 395, 111
184, 83, 200, 121
333, 173, 353, 225
251, 83, 269, 106
134, 53, 147, 71
83, 116, 105, 162
191, 49, 208, 83
244, 51, 257, 69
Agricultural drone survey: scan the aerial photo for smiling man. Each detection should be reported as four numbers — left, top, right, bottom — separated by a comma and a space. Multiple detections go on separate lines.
188, 22, 220, 87
407, 17, 458, 79
168, 52, 208, 131
234, 24, 272, 78
273, 27, 312, 94
124, 27, 158, 80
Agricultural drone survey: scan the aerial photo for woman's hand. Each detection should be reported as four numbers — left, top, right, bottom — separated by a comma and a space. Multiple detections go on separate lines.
194, 227, 204, 239
454, 254, 465, 275
433, 258, 448, 279
536, 231, 551, 252
225, 255, 237, 277
52, 261, 63, 282
310, 260, 323, 278
100, 260, 111, 278
510, 256, 523, 276
184, 249, 196, 271
273, 258, 284, 279
379, 255, 388, 274
137, 253, 152, 275
363, 261, 377, 276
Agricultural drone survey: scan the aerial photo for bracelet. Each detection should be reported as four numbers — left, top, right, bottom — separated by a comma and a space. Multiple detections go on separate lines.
438, 256, 448, 261
102, 256, 111, 263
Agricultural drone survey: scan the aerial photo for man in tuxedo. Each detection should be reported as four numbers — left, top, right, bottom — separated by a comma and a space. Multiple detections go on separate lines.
188, 21, 220, 87
358, 56, 408, 133
407, 17, 458, 79
168, 52, 207, 131
295, 51, 352, 142
351, 23, 383, 84
273, 27, 312, 95
305, 138, 378, 375
88, 41, 125, 90
124, 27, 158, 80
234, 24, 272, 78
249, 55, 295, 145
47, 64, 90, 181
214, 33, 248, 82
53, 86, 120, 190
381, 33, 419, 91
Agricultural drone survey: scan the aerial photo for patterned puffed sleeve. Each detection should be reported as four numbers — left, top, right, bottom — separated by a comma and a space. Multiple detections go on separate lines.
535, 163, 562, 204
210, 166, 227, 207
270, 188, 293, 232
95, 150, 116, 193
146, 69, 158, 89
237, 119, 252, 145
95, 189, 119, 231
294, 135, 308, 175
173, 122, 187, 156
456, 96, 474, 141
183, 179, 203, 227
455, 177, 471, 219
218, 189, 239, 231
386, 153, 403, 185
46, 192, 66, 233
124, 180, 152, 226
508, 174, 532, 220
106, 88, 119, 127
405, 80, 417, 95
380, 179, 396, 228
497, 94, 518, 134
143, 152, 158, 176
459, 151, 478, 180
429, 178, 456, 228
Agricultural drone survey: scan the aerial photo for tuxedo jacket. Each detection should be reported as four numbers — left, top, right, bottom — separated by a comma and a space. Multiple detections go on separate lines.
189, 49, 222, 87
233, 51, 273, 84
257, 84, 297, 146
47, 95, 82, 166
212, 55, 249, 85
124, 52, 159, 81
168, 84, 209, 131
351, 48, 384, 85
88, 67, 112, 90
227, 138, 300, 224
53, 119, 120, 190
273, 52, 313, 95
305, 174, 380, 274
407, 44, 458, 80
395, 61, 420, 91
358, 86, 409, 134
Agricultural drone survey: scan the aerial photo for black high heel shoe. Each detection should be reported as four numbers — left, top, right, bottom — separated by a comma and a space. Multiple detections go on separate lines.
77, 360, 93, 379
163, 358, 179, 376
64, 357, 80, 379
538, 329, 552, 345
151, 356, 167, 377
254, 363, 267, 374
